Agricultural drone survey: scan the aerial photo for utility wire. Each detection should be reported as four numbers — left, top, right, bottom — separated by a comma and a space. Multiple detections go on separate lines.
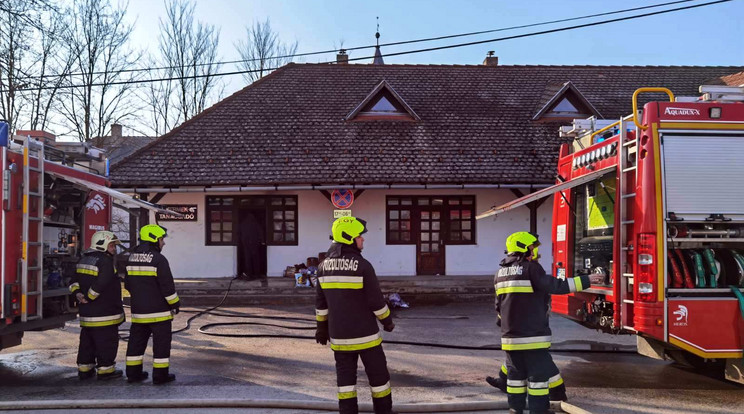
13, 0, 704, 81
2, 0, 732, 94
344, 0, 732, 62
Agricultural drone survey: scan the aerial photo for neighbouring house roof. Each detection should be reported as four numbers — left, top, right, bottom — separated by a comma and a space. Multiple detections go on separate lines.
719, 71, 744, 86
105, 136, 157, 166
110, 64, 744, 188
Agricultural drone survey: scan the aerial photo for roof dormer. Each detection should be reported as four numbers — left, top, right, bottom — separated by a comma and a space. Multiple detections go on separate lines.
346, 80, 419, 121
533, 81, 601, 122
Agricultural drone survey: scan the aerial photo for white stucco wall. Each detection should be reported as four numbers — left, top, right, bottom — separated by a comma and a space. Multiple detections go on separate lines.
141, 189, 553, 278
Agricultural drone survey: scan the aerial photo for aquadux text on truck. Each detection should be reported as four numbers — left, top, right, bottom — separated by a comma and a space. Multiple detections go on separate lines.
0, 124, 168, 351
478, 85, 744, 384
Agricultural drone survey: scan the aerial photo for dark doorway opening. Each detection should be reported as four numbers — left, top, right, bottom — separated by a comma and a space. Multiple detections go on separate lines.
237, 208, 267, 279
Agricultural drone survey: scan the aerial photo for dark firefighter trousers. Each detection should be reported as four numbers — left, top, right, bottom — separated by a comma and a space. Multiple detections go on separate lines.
505, 349, 564, 413
77, 325, 119, 375
498, 359, 566, 402
334, 345, 393, 414
125, 320, 172, 381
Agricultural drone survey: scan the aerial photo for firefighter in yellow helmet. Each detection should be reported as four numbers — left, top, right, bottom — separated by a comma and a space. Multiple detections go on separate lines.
315, 217, 397, 414
69, 231, 125, 380
494, 231, 600, 414
124, 224, 180, 384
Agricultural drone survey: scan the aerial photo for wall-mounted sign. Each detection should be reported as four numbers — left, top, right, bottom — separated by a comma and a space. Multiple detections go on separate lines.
157, 204, 197, 221
331, 189, 354, 209
334, 210, 352, 218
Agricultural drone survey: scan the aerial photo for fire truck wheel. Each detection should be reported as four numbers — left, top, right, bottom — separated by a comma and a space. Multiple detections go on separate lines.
667, 350, 725, 377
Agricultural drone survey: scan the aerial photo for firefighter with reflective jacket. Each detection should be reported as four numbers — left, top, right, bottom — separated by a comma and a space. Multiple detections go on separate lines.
69, 231, 125, 380
494, 231, 598, 414
315, 217, 397, 414
124, 224, 180, 384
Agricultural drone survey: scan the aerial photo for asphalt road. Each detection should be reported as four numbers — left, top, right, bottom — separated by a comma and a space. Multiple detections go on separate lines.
1, 302, 742, 413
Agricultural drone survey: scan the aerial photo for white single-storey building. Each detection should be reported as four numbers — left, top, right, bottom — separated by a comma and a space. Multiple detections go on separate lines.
109, 55, 744, 278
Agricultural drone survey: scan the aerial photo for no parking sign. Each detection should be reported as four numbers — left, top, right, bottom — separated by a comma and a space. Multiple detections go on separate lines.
331, 189, 354, 209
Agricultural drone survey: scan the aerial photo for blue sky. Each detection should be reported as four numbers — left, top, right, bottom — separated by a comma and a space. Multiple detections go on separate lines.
125, 0, 743, 93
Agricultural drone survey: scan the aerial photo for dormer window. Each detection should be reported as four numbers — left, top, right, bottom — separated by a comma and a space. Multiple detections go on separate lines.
367, 96, 397, 114
347, 80, 419, 121
533, 81, 601, 122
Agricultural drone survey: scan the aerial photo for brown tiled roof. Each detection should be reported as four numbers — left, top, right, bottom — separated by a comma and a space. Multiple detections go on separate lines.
110, 64, 744, 187
720, 71, 744, 86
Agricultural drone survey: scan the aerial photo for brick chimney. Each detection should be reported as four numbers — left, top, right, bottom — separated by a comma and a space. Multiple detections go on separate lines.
111, 123, 123, 139
483, 51, 498, 66
337, 49, 349, 64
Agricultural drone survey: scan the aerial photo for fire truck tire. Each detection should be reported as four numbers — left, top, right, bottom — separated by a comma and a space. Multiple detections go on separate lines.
667, 349, 726, 377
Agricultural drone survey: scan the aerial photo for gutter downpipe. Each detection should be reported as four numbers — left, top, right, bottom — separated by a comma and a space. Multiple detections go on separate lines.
114, 183, 552, 194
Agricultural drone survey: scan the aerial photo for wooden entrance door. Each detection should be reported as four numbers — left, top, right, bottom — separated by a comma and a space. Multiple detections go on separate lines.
416, 206, 445, 275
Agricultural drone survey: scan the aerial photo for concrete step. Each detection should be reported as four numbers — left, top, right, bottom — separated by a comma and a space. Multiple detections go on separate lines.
176, 276, 495, 306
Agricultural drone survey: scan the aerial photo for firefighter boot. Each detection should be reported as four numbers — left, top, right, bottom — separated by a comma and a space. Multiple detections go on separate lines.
509, 409, 523, 414
153, 373, 176, 385
97, 369, 123, 380
127, 371, 149, 383
78, 370, 95, 380
486, 376, 507, 393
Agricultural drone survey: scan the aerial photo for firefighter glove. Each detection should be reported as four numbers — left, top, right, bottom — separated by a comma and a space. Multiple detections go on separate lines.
315, 322, 329, 345
75, 292, 88, 304
383, 321, 395, 332
170, 303, 180, 315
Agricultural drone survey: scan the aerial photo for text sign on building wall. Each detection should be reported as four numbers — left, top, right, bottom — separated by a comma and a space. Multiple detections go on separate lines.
334, 210, 352, 218
157, 205, 198, 221
331, 189, 354, 209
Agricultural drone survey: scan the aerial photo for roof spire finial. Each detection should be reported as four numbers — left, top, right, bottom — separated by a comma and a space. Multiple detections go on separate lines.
373, 17, 384, 65
376, 17, 380, 46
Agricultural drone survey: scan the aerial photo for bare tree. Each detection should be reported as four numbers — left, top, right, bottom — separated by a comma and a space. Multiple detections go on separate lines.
58, 0, 141, 142
143, 0, 222, 136
26, 10, 74, 131
0, 1, 73, 134
235, 18, 298, 84
0, 0, 34, 132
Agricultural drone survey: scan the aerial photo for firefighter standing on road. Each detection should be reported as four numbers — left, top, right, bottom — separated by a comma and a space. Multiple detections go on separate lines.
495, 231, 600, 414
124, 224, 180, 384
69, 231, 125, 380
315, 217, 397, 414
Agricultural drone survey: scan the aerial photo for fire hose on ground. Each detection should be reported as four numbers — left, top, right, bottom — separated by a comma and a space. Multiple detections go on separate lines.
90, 277, 633, 413
0, 398, 591, 413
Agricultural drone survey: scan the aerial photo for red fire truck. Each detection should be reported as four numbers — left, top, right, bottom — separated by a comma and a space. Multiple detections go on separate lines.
478, 85, 744, 384
0, 124, 166, 351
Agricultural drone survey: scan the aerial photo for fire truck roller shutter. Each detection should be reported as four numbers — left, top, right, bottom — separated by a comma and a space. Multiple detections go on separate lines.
662, 134, 744, 221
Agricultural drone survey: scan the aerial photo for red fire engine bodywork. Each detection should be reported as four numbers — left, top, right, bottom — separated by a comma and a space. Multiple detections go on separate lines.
1, 147, 112, 350
551, 99, 744, 361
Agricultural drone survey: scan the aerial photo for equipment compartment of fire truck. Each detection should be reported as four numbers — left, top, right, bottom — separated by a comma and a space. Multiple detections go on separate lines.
478, 85, 744, 384
1, 124, 168, 351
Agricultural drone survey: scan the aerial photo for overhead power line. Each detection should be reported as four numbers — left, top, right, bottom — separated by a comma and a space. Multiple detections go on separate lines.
16, 0, 701, 81
2, 0, 732, 93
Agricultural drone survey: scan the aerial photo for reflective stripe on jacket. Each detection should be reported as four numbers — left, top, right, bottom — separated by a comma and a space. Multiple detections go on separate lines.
495, 255, 590, 350
69, 250, 124, 327
125, 242, 179, 324
316, 243, 393, 352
